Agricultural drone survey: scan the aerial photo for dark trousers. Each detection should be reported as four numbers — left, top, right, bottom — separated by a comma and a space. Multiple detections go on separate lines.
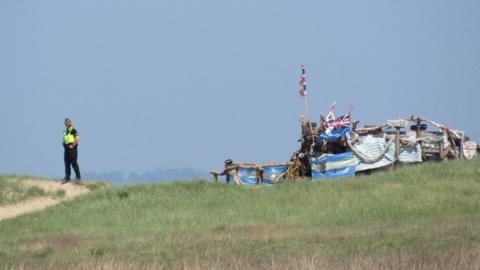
64, 148, 81, 180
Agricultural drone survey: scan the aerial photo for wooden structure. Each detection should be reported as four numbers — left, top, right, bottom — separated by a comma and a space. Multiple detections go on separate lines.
210, 162, 293, 184
211, 111, 477, 184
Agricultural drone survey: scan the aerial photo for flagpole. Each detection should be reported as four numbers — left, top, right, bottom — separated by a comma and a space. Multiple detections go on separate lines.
299, 64, 313, 133
304, 92, 310, 122
305, 91, 314, 135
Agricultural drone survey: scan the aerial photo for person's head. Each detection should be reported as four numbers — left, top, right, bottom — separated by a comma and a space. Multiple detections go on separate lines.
65, 118, 73, 128
224, 159, 233, 167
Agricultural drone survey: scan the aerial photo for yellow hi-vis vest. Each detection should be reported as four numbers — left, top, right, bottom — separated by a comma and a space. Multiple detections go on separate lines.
63, 127, 76, 144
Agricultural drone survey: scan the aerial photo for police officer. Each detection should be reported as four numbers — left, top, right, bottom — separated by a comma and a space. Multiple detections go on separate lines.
62, 118, 81, 183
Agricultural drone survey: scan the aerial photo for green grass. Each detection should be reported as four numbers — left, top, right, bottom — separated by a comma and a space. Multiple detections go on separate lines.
72, 179, 110, 191
0, 175, 47, 205
0, 176, 108, 205
0, 158, 479, 269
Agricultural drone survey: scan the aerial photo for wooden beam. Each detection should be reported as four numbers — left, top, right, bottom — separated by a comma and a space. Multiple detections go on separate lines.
394, 127, 401, 168
459, 134, 465, 159
439, 129, 445, 160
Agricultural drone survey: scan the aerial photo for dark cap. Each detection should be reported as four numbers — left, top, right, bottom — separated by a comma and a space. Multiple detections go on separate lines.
224, 159, 233, 166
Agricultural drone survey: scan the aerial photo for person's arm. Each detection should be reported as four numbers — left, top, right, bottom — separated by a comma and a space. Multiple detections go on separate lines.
69, 135, 79, 149
69, 129, 80, 148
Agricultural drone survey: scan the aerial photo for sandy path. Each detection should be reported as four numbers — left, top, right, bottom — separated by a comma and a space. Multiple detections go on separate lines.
0, 180, 90, 221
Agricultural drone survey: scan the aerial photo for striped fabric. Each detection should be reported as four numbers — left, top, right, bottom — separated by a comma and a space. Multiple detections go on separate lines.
352, 135, 422, 172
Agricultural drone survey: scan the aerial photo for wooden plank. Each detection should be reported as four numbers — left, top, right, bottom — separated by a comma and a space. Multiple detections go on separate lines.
395, 127, 401, 165
459, 134, 465, 159
439, 131, 445, 160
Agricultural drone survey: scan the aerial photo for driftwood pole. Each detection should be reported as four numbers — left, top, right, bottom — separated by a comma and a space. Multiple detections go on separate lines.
387, 119, 408, 169
303, 88, 314, 135
416, 118, 421, 137
439, 142, 444, 160
304, 94, 311, 123
258, 167, 264, 185
394, 126, 401, 168
415, 118, 425, 160
459, 133, 465, 159
439, 129, 445, 160
299, 64, 313, 132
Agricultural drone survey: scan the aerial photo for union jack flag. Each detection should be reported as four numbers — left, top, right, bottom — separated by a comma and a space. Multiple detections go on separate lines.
334, 114, 351, 130
325, 102, 351, 130
326, 101, 336, 122
299, 64, 307, 97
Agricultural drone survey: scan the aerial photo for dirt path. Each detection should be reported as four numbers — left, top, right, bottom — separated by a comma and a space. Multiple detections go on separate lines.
0, 180, 90, 221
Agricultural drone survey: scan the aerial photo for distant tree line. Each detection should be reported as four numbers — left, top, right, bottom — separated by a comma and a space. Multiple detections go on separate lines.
83, 168, 210, 184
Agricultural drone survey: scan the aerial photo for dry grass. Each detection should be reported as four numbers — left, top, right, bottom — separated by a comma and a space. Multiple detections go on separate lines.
3, 217, 479, 270
4, 246, 480, 270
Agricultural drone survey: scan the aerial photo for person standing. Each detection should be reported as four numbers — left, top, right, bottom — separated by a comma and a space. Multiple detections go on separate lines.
62, 118, 81, 183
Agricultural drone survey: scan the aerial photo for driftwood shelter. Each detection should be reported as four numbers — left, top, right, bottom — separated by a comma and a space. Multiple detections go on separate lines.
211, 107, 479, 185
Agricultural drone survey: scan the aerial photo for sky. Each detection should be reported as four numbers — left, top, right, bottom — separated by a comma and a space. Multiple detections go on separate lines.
1, 0, 479, 177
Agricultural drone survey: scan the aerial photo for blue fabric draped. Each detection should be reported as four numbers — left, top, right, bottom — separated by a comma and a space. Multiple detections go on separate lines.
318, 126, 352, 143
263, 166, 288, 186
311, 152, 356, 180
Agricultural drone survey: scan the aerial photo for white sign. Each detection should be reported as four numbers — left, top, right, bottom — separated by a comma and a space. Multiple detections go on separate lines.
463, 141, 477, 160
387, 119, 408, 128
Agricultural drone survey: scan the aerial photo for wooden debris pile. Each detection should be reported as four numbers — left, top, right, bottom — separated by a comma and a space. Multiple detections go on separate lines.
211, 108, 478, 184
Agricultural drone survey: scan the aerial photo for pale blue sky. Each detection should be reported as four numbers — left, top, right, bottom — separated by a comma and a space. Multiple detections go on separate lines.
1, 0, 479, 177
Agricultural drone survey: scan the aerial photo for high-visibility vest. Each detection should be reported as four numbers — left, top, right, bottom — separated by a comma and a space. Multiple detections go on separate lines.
63, 127, 76, 144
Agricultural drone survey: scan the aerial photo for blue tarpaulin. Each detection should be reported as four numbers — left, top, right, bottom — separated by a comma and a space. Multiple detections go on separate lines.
311, 152, 356, 180
318, 126, 352, 143
224, 166, 288, 185
237, 168, 258, 185
263, 166, 288, 185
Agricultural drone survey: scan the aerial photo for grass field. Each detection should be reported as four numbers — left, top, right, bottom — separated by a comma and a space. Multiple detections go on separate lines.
0, 158, 479, 269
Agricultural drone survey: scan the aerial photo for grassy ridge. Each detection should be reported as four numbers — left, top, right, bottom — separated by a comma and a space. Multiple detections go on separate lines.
0, 175, 50, 205
0, 158, 479, 269
0, 176, 105, 205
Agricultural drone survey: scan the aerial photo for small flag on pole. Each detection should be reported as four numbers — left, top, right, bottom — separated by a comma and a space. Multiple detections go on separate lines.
326, 101, 336, 122
299, 64, 307, 97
